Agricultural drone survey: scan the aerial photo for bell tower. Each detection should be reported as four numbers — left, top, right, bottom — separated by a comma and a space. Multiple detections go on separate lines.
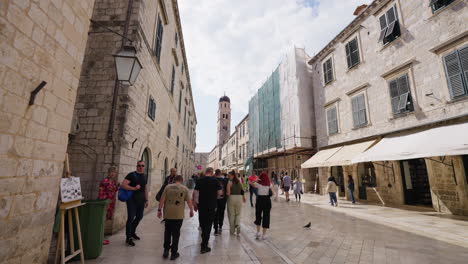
217, 95, 231, 146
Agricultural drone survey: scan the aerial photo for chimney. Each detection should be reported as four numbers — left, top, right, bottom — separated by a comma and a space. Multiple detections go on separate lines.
353, 4, 368, 16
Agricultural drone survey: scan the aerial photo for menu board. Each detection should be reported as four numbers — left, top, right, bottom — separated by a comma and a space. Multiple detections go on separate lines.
60, 177, 83, 203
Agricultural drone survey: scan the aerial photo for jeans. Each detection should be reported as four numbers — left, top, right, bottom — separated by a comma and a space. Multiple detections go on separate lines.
295, 192, 301, 200
348, 187, 356, 203
249, 186, 258, 206
214, 199, 227, 230
164, 219, 183, 254
126, 199, 145, 239
198, 208, 216, 248
329, 192, 338, 206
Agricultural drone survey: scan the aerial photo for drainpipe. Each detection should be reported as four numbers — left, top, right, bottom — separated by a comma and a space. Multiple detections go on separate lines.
108, 0, 134, 165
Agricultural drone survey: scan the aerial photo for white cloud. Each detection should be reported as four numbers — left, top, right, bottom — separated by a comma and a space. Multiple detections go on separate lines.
179, 0, 372, 151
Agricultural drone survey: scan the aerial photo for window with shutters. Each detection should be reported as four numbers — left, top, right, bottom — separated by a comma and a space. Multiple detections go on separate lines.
170, 66, 175, 95
443, 46, 468, 99
323, 57, 334, 85
430, 0, 455, 13
175, 32, 178, 48
351, 94, 368, 128
176, 136, 179, 147
181, 63, 184, 74
378, 5, 400, 45
154, 16, 164, 64
345, 38, 360, 69
178, 90, 182, 113
326, 106, 339, 135
388, 73, 414, 116
167, 123, 171, 138
148, 97, 156, 121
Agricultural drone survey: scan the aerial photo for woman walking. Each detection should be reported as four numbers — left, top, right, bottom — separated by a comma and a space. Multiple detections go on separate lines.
253, 172, 274, 240
271, 172, 280, 201
226, 171, 246, 235
326, 176, 338, 207
293, 178, 303, 202
347, 175, 356, 204
98, 167, 119, 220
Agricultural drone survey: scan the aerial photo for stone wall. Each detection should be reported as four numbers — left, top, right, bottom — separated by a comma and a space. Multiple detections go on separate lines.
0, 0, 95, 262
69, 0, 197, 233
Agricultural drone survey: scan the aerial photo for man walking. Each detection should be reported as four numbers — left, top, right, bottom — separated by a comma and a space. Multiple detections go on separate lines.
121, 160, 149, 246
248, 171, 258, 207
193, 167, 222, 253
214, 169, 228, 235
283, 172, 292, 202
157, 175, 194, 260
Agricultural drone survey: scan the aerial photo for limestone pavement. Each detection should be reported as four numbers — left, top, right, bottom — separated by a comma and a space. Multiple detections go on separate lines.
83, 196, 468, 264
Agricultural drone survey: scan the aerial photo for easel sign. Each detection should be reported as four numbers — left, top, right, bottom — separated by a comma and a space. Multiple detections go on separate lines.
60, 177, 83, 203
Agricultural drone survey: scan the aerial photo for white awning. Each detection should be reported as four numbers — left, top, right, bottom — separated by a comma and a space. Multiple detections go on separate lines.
352, 122, 468, 163
301, 146, 342, 168
324, 140, 377, 166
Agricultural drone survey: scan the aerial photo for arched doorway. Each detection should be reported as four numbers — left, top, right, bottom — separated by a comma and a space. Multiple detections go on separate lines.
141, 148, 151, 185
357, 162, 376, 200
163, 157, 168, 182
331, 166, 345, 197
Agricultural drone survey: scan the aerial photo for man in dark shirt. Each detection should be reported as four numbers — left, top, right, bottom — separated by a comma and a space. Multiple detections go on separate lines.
121, 160, 149, 246
193, 167, 222, 253
213, 169, 228, 235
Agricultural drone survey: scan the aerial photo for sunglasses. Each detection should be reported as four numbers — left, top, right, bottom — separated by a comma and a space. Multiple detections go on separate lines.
137, 165, 145, 167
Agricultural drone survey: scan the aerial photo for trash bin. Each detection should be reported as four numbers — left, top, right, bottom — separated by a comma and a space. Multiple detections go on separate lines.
75, 199, 110, 259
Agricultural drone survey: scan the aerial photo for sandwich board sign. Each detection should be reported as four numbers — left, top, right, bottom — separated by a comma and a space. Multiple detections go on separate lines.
60, 176, 83, 203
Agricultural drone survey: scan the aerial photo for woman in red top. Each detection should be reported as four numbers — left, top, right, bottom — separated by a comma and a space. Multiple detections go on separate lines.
253, 172, 274, 240
98, 167, 119, 220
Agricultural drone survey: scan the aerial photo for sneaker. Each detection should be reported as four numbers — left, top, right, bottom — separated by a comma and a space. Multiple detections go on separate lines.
200, 247, 211, 254
261, 235, 267, 240
170, 252, 180, 260
335, 203, 338, 207
132, 234, 141, 240
163, 249, 169, 258
255, 232, 260, 239
126, 238, 135, 247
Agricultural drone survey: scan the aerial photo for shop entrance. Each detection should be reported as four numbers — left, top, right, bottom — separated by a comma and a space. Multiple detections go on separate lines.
400, 159, 432, 206
357, 162, 376, 200
331, 166, 345, 197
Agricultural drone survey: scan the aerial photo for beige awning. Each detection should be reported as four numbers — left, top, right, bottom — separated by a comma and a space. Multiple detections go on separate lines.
301, 146, 342, 168
301, 140, 376, 168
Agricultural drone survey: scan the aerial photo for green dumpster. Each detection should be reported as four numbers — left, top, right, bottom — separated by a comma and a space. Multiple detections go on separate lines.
75, 199, 110, 259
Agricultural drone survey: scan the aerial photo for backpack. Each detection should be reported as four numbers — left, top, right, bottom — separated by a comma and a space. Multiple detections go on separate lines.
118, 172, 137, 202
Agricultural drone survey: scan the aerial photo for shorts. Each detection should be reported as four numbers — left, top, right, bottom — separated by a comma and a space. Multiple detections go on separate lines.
284, 186, 290, 192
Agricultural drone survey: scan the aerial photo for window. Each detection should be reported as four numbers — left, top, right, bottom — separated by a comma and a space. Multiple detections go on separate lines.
388, 73, 414, 116
154, 16, 164, 64
176, 136, 179, 147
148, 97, 156, 120
378, 5, 400, 45
183, 107, 186, 127
351, 94, 368, 128
181, 63, 184, 74
167, 123, 171, 138
430, 0, 455, 13
175, 32, 178, 48
323, 58, 334, 84
170, 66, 175, 95
443, 46, 468, 99
226, 114, 229, 119
141, 148, 150, 184
326, 106, 339, 135
178, 90, 182, 113
345, 37, 360, 69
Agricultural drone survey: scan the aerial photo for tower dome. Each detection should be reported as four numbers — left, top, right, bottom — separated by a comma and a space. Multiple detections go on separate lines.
219, 95, 230, 103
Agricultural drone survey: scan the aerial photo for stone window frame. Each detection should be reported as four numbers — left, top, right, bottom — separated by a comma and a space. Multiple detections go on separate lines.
350, 92, 370, 129
322, 54, 335, 86
154, 15, 164, 64
167, 122, 172, 138
147, 96, 156, 121
344, 36, 361, 70
377, 3, 401, 46
441, 44, 468, 101
386, 72, 415, 118
325, 101, 341, 136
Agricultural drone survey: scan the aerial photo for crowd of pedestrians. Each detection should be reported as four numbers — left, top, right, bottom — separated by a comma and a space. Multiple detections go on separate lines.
103, 160, 313, 260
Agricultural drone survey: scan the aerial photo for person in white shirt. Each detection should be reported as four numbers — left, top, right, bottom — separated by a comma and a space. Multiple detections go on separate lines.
326, 176, 338, 206
253, 172, 274, 240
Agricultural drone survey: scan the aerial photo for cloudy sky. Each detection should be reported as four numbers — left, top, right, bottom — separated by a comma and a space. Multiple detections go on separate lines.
179, 0, 372, 152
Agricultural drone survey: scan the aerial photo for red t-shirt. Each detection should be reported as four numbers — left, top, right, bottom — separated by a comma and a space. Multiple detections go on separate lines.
248, 175, 257, 184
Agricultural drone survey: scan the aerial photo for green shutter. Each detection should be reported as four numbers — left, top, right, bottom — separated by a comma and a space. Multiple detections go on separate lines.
458, 47, 468, 92
351, 96, 359, 127
357, 94, 367, 125
389, 80, 399, 115
443, 50, 466, 98
345, 42, 352, 68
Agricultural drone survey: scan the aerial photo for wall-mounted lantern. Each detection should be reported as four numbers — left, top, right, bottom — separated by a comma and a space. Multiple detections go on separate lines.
113, 46, 143, 85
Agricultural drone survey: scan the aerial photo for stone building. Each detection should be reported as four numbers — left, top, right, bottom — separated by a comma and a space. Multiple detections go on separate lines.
68, 0, 197, 233
248, 48, 317, 191
208, 96, 231, 170
303, 0, 468, 215
0, 0, 95, 262
236, 114, 249, 174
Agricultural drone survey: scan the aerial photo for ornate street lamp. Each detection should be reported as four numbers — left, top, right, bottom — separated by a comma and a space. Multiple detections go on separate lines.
113, 46, 143, 85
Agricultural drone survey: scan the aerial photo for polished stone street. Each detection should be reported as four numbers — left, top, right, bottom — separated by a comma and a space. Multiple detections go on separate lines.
85, 197, 468, 264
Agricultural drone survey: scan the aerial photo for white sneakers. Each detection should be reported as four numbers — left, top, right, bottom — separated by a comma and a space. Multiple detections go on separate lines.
255, 232, 267, 240
261, 235, 267, 240
255, 232, 261, 239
